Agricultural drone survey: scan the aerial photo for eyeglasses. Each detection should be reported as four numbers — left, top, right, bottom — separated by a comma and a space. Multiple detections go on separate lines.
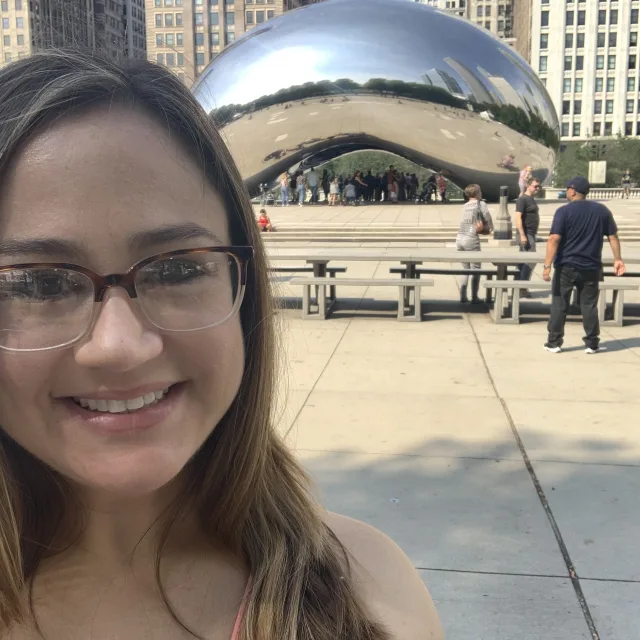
0, 246, 253, 352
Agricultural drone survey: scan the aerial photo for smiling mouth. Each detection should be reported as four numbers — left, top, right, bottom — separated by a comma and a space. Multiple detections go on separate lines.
71, 386, 173, 414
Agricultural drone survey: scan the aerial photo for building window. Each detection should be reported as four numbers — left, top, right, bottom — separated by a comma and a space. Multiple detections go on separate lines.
595, 77, 604, 92
632, 9, 639, 25
574, 100, 582, 115
165, 13, 173, 26
565, 33, 573, 48
211, 32, 219, 44
566, 11, 574, 26
476, 5, 482, 17
177, 32, 183, 45
577, 10, 585, 26
195, 32, 204, 45
256, 9, 264, 22
629, 55, 637, 70
575, 78, 583, 93
608, 55, 616, 70
561, 123, 569, 137
631, 32, 638, 47
540, 34, 548, 50
562, 100, 570, 115
2, 17, 9, 28
155, 13, 162, 26
176, 0, 182, 4
266, 9, 273, 19
597, 32, 605, 48
604, 122, 612, 136
15, 0, 21, 9
195, 12, 203, 24
210, 0, 218, 4
156, 53, 165, 64
598, 9, 606, 25
541, 12, 548, 27
563, 78, 571, 93
577, 33, 585, 48
225, 31, 235, 44
593, 122, 601, 136
497, 20, 504, 31
177, 53, 184, 65
606, 99, 614, 114
539, 56, 547, 72
628, 77, 636, 92
176, 12, 182, 25
166, 53, 175, 66
196, 52, 204, 65
195, 0, 203, 4
572, 123, 581, 137
610, 9, 617, 25
485, 5, 491, 17
156, 34, 163, 46
246, 10, 253, 23
607, 77, 615, 92
3, 35, 9, 46
564, 56, 572, 71
576, 56, 583, 71
225, 11, 234, 24
627, 99, 634, 114
596, 55, 604, 70
1, 1, 7, 9
609, 32, 617, 47
3, 52, 11, 63
155, 0, 161, 5
625, 122, 633, 136
166, 33, 174, 45
15, 16, 22, 27
210, 11, 219, 23
165, 0, 173, 5
594, 100, 602, 114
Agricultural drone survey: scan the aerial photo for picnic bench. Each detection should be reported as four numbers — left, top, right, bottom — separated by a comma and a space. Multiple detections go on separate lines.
289, 277, 434, 322
269, 265, 346, 301
485, 280, 639, 326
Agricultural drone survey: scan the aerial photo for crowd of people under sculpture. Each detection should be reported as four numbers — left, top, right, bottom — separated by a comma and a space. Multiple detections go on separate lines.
277, 165, 451, 206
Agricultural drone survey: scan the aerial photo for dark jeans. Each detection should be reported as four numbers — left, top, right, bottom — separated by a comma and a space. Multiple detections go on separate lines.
547, 265, 600, 349
516, 232, 537, 282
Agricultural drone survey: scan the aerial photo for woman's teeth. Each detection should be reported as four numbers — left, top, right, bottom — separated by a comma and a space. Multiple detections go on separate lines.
73, 388, 170, 413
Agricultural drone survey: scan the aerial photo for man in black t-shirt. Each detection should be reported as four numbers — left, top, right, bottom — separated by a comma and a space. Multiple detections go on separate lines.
514, 177, 541, 297
543, 176, 626, 354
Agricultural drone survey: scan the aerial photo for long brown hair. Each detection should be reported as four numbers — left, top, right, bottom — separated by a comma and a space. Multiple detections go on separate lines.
0, 49, 390, 639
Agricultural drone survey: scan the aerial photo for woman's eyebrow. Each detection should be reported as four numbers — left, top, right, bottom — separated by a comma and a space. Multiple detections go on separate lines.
0, 223, 225, 261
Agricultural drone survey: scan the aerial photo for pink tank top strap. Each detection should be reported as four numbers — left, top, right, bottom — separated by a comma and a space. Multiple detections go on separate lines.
231, 577, 252, 640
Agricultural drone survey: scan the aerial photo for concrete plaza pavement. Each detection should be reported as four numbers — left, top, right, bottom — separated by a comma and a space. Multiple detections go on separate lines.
269, 199, 640, 639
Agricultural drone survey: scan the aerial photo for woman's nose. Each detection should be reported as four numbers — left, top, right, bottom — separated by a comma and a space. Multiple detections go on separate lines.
73, 288, 163, 372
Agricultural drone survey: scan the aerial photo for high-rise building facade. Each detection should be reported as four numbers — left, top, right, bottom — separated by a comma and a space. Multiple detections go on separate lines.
0, 0, 146, 68
530, 0, 640, 141
146, 0, 293, 88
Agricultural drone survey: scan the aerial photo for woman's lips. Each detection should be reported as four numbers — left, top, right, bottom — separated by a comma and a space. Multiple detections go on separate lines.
59, 382, 186, 435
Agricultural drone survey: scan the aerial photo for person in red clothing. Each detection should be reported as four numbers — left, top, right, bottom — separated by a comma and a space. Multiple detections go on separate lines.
257, 208, 274, 232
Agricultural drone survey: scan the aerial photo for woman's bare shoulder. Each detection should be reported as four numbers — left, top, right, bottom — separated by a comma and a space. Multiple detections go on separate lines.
324, 511, 444, 640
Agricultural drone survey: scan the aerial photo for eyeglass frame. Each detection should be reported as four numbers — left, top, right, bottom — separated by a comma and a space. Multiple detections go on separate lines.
0, 245, 254, 351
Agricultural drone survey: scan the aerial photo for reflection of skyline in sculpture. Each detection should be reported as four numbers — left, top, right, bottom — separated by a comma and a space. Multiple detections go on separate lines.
192, 0, 559, 201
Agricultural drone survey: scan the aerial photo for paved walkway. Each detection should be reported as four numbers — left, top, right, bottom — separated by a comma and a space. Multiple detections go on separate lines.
271, 198, 640, 639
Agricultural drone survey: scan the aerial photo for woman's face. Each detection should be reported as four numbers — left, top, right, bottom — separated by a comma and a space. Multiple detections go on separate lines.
0, 107, 245, 499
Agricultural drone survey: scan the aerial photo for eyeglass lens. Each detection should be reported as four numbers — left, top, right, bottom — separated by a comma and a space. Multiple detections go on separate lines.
0, 251, 242, 351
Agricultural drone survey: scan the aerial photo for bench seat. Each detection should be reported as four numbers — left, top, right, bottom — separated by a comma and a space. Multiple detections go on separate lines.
289, 277, 434, 322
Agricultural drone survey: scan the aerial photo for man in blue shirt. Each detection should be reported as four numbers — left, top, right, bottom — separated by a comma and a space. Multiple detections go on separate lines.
542, 176, 626, 354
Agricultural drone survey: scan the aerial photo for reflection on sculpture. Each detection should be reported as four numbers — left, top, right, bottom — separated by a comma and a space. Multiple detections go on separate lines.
193, 0, 559, 201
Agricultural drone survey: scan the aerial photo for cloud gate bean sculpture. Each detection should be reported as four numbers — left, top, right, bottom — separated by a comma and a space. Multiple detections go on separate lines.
192, 0, 559, 202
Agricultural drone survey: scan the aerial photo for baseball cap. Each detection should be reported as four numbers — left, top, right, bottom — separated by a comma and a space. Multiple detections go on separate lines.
566, 176, 590, 195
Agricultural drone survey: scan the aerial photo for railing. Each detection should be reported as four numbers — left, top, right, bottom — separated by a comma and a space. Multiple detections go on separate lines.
545, 187, 640, 200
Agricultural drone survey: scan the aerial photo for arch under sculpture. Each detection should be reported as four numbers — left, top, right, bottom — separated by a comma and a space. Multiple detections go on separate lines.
193, 0, 559, 202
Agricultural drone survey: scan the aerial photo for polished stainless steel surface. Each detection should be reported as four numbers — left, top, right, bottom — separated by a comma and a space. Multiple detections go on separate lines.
193, 0, 559, 201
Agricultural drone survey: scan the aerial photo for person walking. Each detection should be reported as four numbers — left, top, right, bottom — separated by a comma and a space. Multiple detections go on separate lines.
279, 172, 289, 206
621, 169, 632, 199
514, 176, 541, 298
456, 184, 493, 304
306, 166, 319, 204
543, 176, 626, 354
296, 171, 306, 206
518, 164, 532, 196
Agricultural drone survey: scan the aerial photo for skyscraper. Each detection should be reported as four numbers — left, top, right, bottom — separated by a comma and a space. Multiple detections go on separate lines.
0, 0, 146, 67
529, 0, 640, 140
146, 0, 297, 88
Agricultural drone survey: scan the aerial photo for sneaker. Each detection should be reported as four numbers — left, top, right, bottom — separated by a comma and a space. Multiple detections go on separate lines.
585, 346, 607, 354
544, 344, 562, 353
